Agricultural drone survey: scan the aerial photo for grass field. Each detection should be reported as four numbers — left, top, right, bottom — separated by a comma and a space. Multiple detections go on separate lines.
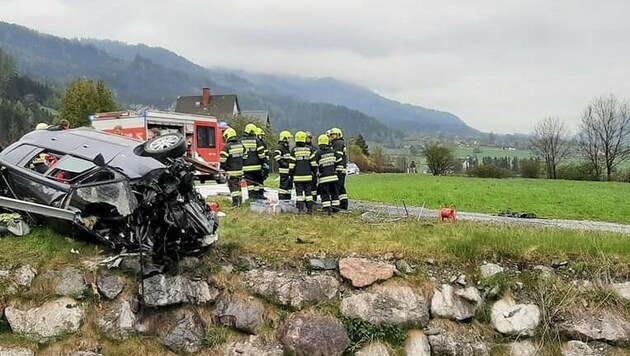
347, 174, 630, 223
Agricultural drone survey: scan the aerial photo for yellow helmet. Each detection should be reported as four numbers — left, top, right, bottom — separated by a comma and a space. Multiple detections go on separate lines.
330, 127, 343, 138
223, 127, 237, 140
244, 123, 258, 135
317, 134, 329, 146
279, 130, 292, 141
32, 153, 47, 164
295, 131, 307, 143
35, 122, 49, 130
257, 127, 266, 136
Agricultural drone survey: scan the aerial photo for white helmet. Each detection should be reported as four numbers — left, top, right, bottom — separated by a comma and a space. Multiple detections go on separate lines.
35, 123, 49, 130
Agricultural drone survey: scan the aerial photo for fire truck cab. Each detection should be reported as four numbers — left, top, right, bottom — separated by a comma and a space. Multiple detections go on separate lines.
91, 110, 226, 181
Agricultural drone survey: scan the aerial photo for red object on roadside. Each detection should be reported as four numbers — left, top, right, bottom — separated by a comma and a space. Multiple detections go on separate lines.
208, 202, 219, 213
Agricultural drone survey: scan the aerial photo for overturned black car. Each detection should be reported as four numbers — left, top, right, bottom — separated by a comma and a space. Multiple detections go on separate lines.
0, 128, 218, 260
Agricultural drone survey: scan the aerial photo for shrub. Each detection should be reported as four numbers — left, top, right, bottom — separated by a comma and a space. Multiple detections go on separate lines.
468, 165, 512, 178
556, 162, 600, 181
520, 158, 541, 178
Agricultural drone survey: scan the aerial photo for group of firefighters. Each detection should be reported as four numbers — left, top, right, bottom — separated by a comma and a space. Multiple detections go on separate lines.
220, 124, 348, 214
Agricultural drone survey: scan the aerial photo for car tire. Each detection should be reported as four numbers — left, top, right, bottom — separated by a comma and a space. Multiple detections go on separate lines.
143, 133, 187, 160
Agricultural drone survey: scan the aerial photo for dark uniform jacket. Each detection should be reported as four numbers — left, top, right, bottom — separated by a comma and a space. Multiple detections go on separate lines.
315, 145, 341, 184
220, 139, 247, 177
290, 143, 317, 182
332, 139, 347, 174
274, 142, 293, 175
240, 134, 267, 172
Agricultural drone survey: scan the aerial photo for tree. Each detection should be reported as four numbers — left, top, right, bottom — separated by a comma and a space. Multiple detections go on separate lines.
578, 95, 630, 180
370, 146, 389, 172
58, 79, 118, 128
531, 117, 571, 179
520, 158, 541, 178
354, 134, 370, 156
422, 143, 456, 176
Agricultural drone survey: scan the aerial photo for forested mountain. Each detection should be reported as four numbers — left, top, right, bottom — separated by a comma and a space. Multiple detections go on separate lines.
0, 21, 479, 140
0, 48, 57, 147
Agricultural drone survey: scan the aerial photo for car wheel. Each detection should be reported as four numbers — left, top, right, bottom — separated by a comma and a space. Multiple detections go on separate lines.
143, 133, 187, 160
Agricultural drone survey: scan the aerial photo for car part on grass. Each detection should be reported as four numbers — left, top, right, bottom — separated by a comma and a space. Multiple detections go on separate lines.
0, 128, 219, 262
498, 210, 537, 219
0, 212, 30, 236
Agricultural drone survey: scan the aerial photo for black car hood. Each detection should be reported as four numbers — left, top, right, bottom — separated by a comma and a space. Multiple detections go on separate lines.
6, 128, 165, 180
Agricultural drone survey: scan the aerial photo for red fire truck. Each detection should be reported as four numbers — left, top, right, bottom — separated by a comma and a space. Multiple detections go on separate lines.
91, 110, 226, 170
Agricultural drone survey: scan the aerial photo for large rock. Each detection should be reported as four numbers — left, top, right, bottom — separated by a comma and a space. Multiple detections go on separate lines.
558, 310, 630, 344
561, 341, 602, 356
509, 341, 539, 356
339, 257, 395, 287
491, 298, 540, 336
12, 265, 37, 288
225, 335, 284, 356
480, 263, 505, 278
0, 346, 35, 356
213, 293, 264, 334
4, 297, 84, 341
162, 310, 205, 354
429, 335, 489, 356
96, 273, 125, 300
139, 274, 218, 307
244, 270, 339, 309
431, 284, 482, 321
309, 258, 338, 271
356, 342, 390, 356
278, 312, 350, 356
0, 265, 37, 295
97, 300, 136, 339
405, 330, 431, 356
341, 283, 430, 326
55, 267, 88, 298
610, 282, 630, 301
427, 321, 489, 356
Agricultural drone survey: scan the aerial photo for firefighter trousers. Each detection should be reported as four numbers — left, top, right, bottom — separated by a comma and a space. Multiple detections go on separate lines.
337, 172, 348, 210
227, 176, 242, 207
319, 181, 339, 214
294, 181, 313, 213
244, 171, 263, 200
278, 174, 293, 200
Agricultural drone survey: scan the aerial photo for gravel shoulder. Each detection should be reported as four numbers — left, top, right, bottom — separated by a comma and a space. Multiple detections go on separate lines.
351, 201, 630, 235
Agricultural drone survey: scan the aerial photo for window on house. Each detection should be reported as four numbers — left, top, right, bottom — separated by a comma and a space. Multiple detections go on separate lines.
196, 126, 216, 148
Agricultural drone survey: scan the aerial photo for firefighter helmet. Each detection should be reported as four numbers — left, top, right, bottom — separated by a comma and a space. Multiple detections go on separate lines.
330, 127, 343, 138
244, 123, 258, 135
279, 130, 292, 141
223, 127, 237, 140
317, 134, 329, 146
257, 127, 266, 136
35, 122, 49, 130
295, 131, 307, 143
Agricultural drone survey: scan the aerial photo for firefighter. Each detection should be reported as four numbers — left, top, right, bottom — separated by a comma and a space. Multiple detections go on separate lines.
256, 126, 270, 196
274, 130, 294, 200
305, 131, 318, 201
314, 134, 340, 214
329, 127, 349, 210
290, 131, 317, 213
240, 123, 268, 200
220, 128, 247, 207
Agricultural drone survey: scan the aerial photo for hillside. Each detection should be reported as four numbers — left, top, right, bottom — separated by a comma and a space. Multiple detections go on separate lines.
0, 21, 479, 140
0, 48, 57, 146
84, 39, 479, 137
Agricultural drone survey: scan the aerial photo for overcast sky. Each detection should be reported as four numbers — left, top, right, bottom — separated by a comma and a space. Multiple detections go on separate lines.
1, 0, 629, 134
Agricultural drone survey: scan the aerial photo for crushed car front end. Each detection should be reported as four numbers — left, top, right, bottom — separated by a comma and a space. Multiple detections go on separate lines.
0, 129, 218, 261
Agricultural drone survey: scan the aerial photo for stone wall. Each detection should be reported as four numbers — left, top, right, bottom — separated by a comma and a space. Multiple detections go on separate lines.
0, 256, 629, 355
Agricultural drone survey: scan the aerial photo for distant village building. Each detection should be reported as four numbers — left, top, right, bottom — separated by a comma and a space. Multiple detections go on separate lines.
174, 88, 272, 129
241, 110, 272, 129
174, 88, 240, 121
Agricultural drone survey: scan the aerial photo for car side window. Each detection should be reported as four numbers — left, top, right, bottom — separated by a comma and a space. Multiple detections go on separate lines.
2, 144, 41, 166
